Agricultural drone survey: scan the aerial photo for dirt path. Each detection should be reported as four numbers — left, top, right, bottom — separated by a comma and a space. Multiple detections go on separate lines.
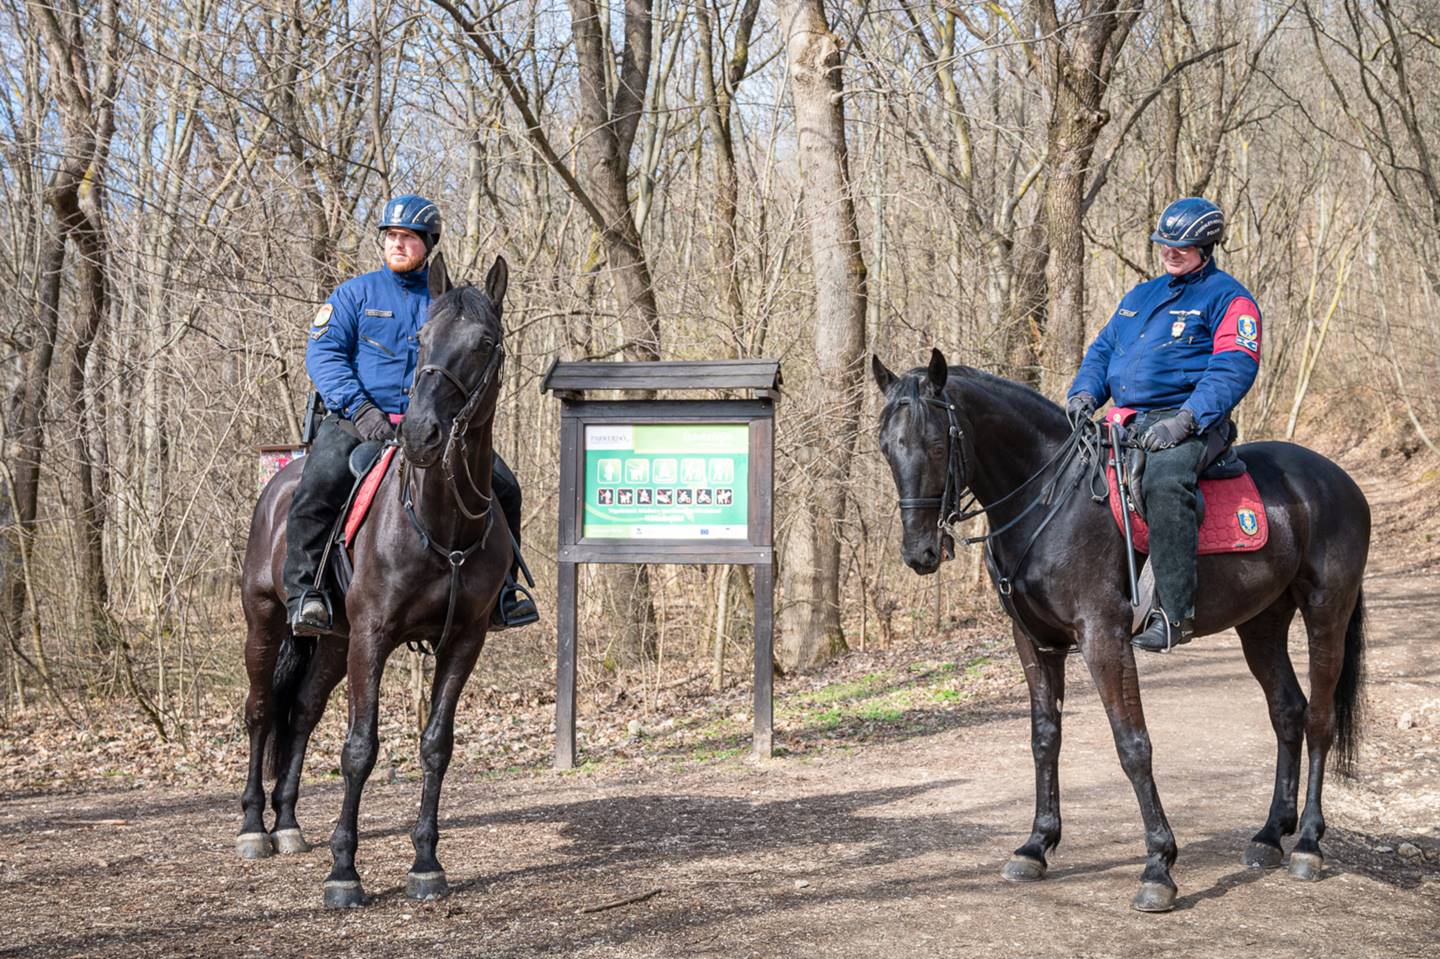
2, 471, 1438, 958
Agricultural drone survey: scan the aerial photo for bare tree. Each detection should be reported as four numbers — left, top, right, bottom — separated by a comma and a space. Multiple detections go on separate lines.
776, 0, 868, 671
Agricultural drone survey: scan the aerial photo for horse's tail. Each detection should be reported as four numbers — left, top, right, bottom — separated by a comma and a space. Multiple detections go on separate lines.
1332, 587, 1366, 779
263, 633, 315, 781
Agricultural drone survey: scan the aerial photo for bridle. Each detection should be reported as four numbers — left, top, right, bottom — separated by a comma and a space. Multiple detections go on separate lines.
893, 389, 1104, 594
413, 342, 505, 520
397, 326, 506, 655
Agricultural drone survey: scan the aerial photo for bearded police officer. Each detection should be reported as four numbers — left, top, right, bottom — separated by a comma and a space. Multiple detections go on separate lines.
284, 194, 537, 635
1066, 197, 1262, 653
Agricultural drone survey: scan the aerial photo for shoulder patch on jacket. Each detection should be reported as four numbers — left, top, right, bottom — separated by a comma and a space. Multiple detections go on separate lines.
312, 304, 333, 328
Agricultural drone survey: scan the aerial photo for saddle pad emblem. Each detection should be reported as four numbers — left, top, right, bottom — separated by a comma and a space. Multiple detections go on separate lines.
1237, 508, 1259, 536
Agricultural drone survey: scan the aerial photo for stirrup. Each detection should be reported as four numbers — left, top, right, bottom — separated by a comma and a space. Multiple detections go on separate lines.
290, 590, 333, 637
1132, 609, 1192, 654
490, 579, 539, 630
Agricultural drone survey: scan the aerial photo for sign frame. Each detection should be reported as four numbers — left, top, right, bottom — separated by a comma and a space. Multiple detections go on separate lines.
542, 360, 779, 769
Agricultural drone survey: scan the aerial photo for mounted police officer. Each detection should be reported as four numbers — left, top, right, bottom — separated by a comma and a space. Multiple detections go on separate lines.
1066, 197, 1262, 653
284, 194, 538, 635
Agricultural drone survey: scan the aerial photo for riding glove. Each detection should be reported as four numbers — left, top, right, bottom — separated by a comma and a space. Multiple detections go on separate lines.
1139, 409, 1196, 451
351, 402, 395, 442
1065, 392, 1097, 428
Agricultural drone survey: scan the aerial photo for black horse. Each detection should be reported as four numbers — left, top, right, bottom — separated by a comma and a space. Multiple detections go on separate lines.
237, 256, 513, 908
872, 349, 1369, 912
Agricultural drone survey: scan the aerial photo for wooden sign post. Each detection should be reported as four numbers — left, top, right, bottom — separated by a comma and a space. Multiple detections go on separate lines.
541, 360, 780, 768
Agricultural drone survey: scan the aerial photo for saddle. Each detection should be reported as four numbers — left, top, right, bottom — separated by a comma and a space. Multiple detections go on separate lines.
1103, 408, 1268, 556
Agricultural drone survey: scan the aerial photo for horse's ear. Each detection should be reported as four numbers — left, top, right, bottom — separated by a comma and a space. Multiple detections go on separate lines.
926, 348, 948, 391
484, 255, 509, 307
428, 251, 450, 298
871, 354, 897, 393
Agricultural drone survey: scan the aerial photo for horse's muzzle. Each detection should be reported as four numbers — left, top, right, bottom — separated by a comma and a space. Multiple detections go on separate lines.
400, 420, 444, 468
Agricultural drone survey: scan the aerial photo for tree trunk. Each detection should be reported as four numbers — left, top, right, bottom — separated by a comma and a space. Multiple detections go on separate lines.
569, 0, 663, 661
776, 0, 868, 671
1037, 0, 1141, 396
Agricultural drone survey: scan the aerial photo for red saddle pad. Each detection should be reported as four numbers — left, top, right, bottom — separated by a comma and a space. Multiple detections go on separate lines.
1106, 464, 1268, 554
343, 446, 398, 548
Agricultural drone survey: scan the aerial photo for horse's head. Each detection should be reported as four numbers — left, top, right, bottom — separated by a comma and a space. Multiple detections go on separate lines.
401, 253, 508, 468
873, 348, 963, 575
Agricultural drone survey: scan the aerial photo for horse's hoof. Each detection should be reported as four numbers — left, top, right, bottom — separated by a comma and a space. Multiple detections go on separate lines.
1131, 880, 1178, 913
323, 879, 366, 909
1000, 855, 1047, 883
406, 870, 449, 901
1288, 851, 1323, 881
1242, 841, 1284, 869
235, 831, 274, 860
272, 828, 311, 855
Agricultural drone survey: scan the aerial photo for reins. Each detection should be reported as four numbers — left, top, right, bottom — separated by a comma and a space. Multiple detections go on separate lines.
897, 393, 1115, 595
398, 343, 505, 656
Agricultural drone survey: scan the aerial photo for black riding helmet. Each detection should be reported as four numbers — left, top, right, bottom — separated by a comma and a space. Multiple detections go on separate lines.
378, 194, 441, 255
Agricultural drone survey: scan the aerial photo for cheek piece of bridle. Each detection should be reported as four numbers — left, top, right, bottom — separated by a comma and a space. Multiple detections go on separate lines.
895, 393, 1103, 595
397, 342, 505, 655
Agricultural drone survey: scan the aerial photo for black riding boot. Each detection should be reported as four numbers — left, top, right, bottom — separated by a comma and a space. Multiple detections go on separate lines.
1132, 417, 1207, 654
489, 453, 539, 630
283, 416, 361, 634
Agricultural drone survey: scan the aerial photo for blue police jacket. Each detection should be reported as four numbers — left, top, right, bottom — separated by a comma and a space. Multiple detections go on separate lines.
306, 266, 429, 418
1068, 259, 1261, 432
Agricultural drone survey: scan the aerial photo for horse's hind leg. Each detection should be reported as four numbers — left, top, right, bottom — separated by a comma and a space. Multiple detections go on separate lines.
407, 635, 486, 901
269, 638, 347, 854
1001, 624, 1066, 883
1288, 585, 1364, 881
237, 607, 284, 860
1235, 597, 1304, 869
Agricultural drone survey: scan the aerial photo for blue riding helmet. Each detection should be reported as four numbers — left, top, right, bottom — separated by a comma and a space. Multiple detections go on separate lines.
1150, 197, 1225, 249
378, 194, 441, 252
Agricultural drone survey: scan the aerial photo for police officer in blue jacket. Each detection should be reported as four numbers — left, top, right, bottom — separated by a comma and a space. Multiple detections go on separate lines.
284, 194, 537, 635
1066, 197, 1262, 652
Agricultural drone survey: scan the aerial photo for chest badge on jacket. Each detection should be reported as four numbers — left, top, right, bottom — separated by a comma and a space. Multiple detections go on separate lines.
1171, 320, 1185, 338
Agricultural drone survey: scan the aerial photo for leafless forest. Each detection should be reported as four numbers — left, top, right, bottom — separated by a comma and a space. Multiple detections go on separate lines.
2, 0, 1438, 742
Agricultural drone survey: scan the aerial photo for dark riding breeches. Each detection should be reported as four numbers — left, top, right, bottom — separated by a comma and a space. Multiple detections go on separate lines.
1136, 410, 1208, 623
282, 414, 525, 608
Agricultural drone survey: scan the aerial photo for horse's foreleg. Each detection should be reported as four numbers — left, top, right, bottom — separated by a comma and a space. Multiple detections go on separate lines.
1236, 600, 1304, 869
1002, 624, 1066, 883
1082, 634, 1178, 912
323, 644, 388, 909
270, 640, 347, 855
407, 634, 486, 901
237, 614, 281, 860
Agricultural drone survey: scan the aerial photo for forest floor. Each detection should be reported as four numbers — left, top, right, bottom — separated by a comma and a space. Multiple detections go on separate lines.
2, 439, 1438, 958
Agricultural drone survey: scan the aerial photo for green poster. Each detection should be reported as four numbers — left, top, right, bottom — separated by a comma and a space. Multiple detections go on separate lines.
583, 424, 749, 539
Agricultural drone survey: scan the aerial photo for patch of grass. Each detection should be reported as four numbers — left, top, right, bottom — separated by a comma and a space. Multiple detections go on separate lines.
857, 705, 904, 722
931, 688, 964, 703
799, 671, 893, 705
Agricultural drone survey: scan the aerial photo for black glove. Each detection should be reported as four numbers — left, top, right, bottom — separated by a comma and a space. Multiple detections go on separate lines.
1139, 409, 1196, 451
1065, 392, 1097, 428
351, 402, 395, 442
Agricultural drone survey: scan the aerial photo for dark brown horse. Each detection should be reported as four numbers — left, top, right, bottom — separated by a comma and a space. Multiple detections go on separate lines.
237, 256, 512, 908
872, 349, 1369, 912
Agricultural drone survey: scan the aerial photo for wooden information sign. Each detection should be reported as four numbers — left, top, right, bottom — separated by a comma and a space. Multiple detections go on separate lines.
541, 359, 780, 768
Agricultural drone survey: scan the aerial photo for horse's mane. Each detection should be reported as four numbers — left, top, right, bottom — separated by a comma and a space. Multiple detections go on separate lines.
949, 365, 1063, 420
883, 363, 1063, 427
